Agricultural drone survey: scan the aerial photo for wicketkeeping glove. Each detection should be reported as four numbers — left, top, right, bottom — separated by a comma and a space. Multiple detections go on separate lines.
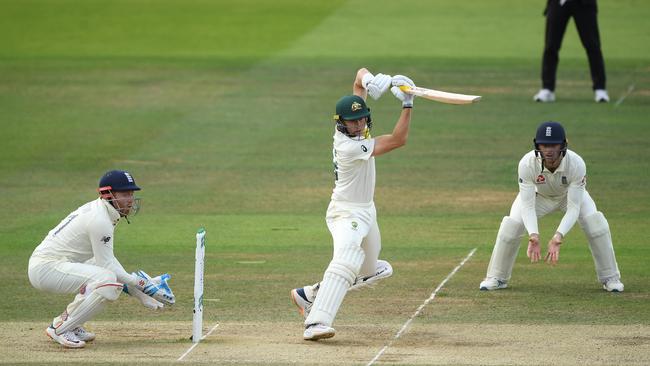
133, 270, 176, 305
362, 72, 392, 100
123, 284, 164, 310
390, 74, 416, 107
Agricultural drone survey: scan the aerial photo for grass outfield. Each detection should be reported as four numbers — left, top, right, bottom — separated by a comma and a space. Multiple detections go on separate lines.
1, 1, 649, 364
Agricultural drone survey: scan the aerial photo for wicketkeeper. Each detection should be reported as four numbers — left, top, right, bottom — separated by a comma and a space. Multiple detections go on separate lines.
480, 121, 623, 292
290, 68, 416, 340
28, 170, 175, 348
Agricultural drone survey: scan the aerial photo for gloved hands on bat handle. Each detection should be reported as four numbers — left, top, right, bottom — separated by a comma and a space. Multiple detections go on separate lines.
391, 75, 416, 108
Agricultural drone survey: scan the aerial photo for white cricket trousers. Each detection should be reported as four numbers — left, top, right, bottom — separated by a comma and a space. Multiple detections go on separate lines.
510, 190, 597, 219
28, 257, 121, 326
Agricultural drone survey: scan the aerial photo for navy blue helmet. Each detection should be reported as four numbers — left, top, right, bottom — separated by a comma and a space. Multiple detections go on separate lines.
98, 170, 140, 198
534, 121, 568, 156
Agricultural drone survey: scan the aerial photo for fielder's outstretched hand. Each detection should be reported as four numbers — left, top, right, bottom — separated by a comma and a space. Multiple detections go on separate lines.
545, 233, 563, 265
390, 75, 415, 108
527, 233, 541, 263
362, 72, 392, 100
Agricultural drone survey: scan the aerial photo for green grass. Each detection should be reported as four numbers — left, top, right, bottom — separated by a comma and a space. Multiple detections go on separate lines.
0, 0, 649, 360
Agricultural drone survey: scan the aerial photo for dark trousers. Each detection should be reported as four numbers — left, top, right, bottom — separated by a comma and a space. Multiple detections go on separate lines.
541, 0, 606, 91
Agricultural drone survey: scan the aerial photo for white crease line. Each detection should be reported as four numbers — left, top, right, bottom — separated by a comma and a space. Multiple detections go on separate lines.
367, 247, 477, 366
177, 322, 220, 362
615, 84, 635, 107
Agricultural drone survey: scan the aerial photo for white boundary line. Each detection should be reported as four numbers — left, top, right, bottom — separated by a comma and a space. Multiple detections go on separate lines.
177, 322, 220, 362
367, 247, 477, 366
614, 84, 635, 107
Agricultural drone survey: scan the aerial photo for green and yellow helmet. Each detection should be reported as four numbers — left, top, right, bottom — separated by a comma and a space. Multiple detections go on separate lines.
332, 95, 372, 138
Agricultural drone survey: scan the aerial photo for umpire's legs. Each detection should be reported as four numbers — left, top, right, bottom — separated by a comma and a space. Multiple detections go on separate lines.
573, 2, 606, 90
541, 1, 572, 91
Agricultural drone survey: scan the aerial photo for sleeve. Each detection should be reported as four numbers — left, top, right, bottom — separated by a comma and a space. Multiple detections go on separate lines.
556, 159, 587, 236
336, 138, 375, 162
518, 158, 539, 235
88, 221, 137, 286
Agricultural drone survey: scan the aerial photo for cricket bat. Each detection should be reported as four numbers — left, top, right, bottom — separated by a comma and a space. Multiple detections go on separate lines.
399, 85, 481, 105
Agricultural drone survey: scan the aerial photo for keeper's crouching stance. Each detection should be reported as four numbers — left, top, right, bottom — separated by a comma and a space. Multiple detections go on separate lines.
291, 68, 415, 340
480, 122, 623, 293
28, 170, 175, 348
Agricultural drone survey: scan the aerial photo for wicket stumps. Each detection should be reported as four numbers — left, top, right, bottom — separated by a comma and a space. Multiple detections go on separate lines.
192, 228, 206, 343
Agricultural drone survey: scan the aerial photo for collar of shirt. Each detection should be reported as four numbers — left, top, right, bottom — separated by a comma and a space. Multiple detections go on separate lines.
99, 198, 121, 225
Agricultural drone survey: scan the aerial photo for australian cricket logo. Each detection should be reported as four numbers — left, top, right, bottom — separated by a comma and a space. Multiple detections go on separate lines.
351, 102, 362, 112
351, 221, 358, 230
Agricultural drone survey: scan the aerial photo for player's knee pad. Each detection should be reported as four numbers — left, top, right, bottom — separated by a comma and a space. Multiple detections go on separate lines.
580, 211, 609, 239
498, 216, 526, 243
326, 247, 365, 286
89, 272, 122, 301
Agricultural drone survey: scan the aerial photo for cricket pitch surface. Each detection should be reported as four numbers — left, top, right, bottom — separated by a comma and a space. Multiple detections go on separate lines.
2, 321, 649, 365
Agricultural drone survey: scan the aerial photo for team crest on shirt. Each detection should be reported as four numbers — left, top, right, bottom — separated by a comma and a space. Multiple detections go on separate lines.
101, 236, 112, 245
361, 145, 367, 152
535, 175, 546, 184
561, 176, 568, 185
351, 221, 358, 230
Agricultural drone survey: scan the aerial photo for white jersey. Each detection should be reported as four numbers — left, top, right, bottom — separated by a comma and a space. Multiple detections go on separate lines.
30, 198, 137, 286
517, 149, 587, 236
330, 130, 376, 204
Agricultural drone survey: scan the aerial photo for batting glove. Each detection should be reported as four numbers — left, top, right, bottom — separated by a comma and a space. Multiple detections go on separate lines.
391, 75, 415, 108
362, 72, 392, 100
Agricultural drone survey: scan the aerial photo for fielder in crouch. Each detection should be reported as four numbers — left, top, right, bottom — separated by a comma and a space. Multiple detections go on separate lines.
28, 170, 174, 348
291, 68, 415, 340
480, 121, 623, 292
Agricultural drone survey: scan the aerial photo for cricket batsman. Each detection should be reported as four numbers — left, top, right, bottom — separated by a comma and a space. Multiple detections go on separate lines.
290, 68, 416, 340
28, 170, 175, 348
480, 121, 624, 292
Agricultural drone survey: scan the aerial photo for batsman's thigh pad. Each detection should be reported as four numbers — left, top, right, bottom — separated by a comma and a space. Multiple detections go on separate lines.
486, 216, 526, 281
580, 211, 620, 282
359, 221, 381, 277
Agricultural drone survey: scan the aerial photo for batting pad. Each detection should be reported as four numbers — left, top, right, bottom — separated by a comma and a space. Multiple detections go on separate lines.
306, 247, 365, 327
55, 283, 122, 334
580, 212, 621, 282
486, 216, 526, 281
349, 259, 392, 291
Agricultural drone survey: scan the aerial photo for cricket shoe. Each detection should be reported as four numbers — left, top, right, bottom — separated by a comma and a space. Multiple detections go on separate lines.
603, 278, 624, 292
303, 323, 335, 341
73, 326, 96, 342
290, 284, 319, 318
594, 89, 610, 103
46, 326, 85, 348
479, 277, 508, 291
533, 88, 555, 103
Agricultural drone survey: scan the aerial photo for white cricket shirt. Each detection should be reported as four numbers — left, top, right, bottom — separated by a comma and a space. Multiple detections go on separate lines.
517, 149, 587, 236
330, 130, 376, 204
30, 198, 137, 286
